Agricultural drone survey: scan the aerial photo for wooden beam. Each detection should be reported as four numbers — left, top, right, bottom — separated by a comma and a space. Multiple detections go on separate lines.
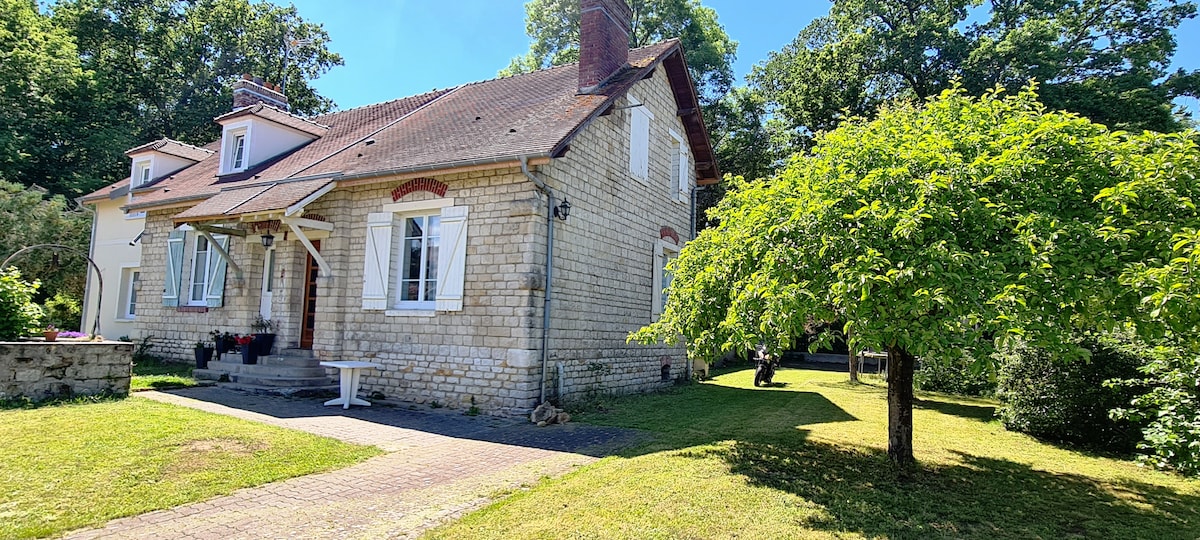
193, 224, 248, 237
286, 221, 332, 277
281, 216, 333, 232
194, 229, 244, 281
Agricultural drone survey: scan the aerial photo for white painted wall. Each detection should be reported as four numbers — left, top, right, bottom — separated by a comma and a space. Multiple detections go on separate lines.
81, 196, 143, 339
218, 118, 314, 174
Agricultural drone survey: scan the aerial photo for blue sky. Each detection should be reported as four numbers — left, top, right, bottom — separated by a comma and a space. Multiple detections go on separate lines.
290, 0, 1200, 116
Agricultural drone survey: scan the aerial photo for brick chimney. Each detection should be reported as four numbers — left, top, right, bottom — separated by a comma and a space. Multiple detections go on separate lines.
232, 74, 289, 111
578, 0, 632, 93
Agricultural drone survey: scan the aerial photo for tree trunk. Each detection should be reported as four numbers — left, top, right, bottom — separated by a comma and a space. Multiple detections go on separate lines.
886, 346, 916, 468
848, 348, 859, 383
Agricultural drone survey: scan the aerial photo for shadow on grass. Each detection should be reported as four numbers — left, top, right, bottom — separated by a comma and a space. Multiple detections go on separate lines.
913, 397, 997, 423
706, 437, 1200, 539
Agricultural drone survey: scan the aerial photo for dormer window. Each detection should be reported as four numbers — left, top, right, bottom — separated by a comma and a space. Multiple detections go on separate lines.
225, 129, 248, 173
131, 160, 152, 188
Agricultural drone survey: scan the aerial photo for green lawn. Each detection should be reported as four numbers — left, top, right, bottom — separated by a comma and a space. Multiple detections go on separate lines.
131, 358, 201, 391
425, 366, 1200, 539
0, 396, 382, 539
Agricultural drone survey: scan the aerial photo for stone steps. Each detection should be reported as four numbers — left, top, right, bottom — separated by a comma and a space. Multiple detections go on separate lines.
195, 348, 333, 389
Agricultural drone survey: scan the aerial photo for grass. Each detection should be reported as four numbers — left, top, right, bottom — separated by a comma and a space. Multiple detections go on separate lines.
0, 396, 382, 539
425, 366, 1200, 539
130, 357, 202, 391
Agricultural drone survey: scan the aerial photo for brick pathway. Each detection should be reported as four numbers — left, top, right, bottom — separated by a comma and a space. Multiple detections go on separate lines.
65, 387, 648, 540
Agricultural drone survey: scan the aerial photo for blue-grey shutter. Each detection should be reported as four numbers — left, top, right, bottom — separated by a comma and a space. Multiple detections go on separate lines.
205, 235, 230, 308
163, 230, 185, 307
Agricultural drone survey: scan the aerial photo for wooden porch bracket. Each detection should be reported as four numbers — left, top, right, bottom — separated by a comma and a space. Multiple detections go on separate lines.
193, 228, 245, 282
283, 217, 332, 277
194, 224, 248, 237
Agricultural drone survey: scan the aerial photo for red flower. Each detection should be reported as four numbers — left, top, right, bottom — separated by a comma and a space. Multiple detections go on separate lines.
235, 335, 254, 345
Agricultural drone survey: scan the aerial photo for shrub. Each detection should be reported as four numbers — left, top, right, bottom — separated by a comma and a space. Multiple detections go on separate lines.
996, 334, 1146, 452
914, 354, 996, 397
0, 268, 42, 340
42, 291, 81, 332
1110, 342, 1200, 476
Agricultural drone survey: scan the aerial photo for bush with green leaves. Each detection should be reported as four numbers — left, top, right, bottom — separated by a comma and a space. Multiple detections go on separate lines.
915, 355, 996, 397
996, 334, 1147, 452
1109, 342, 1200, 475
0, 268, 42, 339
42, 291, 81, 332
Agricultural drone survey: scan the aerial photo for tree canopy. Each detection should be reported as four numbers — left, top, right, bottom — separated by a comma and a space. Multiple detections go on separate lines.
0, 0, 343, 198
752, 0, 1200, 150
501, 0, 737, 104
633, 86, 1200, 465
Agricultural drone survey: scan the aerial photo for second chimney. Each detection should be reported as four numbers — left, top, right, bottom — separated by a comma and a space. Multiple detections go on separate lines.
578, 0, 632, 93
232, 74, 290, 111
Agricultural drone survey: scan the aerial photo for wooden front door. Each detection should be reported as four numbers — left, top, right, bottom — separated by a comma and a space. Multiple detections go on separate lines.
299, 240, 320, 349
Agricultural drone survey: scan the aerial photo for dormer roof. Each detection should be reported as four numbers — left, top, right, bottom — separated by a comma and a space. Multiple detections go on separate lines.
214, 103, 330, 137
124, 138, 214, 161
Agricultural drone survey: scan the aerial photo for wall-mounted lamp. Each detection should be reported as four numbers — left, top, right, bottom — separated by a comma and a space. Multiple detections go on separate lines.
554, 198, 572, 221
261, 233, 275, 248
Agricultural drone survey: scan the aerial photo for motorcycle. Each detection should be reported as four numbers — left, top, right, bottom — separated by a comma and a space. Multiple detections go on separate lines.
753, 345, 777, 387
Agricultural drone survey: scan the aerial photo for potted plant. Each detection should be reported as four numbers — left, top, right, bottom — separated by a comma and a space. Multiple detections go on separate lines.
210, 330, 235, 359
250, 315, 276, 356
236, 334, 256, 364
193, 340, 214, 368
43, 324, 59, 342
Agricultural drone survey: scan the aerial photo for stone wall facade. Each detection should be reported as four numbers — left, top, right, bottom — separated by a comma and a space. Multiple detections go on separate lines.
130, 61, 695, 415
0, 341, 133, 401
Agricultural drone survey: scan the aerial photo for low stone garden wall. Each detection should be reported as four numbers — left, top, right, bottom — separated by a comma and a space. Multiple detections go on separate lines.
0, 341, 133, 402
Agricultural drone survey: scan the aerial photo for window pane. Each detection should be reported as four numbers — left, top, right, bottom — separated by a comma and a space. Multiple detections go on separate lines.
401, 280, 419, 301
406, 216, 424, 238
427, 215, 440, 238
425, 237, 439, 279
128, 271, 139, 316
265, 249, 275, 292
404, 239, 423, 279
425, 280, 437, 302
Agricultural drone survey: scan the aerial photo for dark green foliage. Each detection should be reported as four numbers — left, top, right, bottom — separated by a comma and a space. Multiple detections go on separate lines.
1110, 341, 1200, 475
915, 355, 996, 397
997, 335, 1146, 452
0, 268, 42, 340
41, 291, 81, 332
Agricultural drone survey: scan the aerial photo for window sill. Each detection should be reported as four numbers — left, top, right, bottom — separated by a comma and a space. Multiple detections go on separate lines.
385, 309, 435, 318
114, 317, 136, 322
177, 306, 209, 313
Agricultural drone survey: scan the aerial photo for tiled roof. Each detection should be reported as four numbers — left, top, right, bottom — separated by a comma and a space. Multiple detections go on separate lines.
124, 138, 214, 161
214, 104, 331, 137
80, 177, 131, 203
115, 39, 714, 221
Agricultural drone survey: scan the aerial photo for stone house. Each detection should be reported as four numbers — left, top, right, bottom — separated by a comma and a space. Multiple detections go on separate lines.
80, 0, 719, 414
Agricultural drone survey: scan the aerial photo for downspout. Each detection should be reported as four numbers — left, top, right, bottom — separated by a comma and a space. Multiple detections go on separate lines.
519, 156, 555, 405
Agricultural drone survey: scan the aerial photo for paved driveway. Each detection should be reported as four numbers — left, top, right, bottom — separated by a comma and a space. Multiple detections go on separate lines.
65, 387, 648, 540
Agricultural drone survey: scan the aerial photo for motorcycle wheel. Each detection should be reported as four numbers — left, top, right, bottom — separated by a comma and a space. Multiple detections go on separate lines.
753, 365, 765, 387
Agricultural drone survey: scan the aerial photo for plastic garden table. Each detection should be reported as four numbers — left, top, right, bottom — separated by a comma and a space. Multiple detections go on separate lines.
320, 361, 383, 409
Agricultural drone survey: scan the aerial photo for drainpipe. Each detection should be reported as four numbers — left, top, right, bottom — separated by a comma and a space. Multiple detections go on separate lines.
519, 156, 555, 405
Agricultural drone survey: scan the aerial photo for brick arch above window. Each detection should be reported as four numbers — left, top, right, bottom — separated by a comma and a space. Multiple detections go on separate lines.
659, 226, 680, 246
391, 178, 448, 202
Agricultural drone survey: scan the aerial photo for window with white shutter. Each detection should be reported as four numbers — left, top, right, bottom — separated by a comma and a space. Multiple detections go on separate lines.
628, 94, 652, 182
669, 129, 689, 203
361, 199, 468, 313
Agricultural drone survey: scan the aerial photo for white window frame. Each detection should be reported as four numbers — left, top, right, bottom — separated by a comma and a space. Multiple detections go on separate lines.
131, 159, 152, 188
221, 124, 250, 174
652, 238, 680, 318
393, 211, 441, 311
668, 128, 689, 203
628, 94, 653, 183
376, 198, 456, 316
187, 234, 214, 305
116, 266, 140, 320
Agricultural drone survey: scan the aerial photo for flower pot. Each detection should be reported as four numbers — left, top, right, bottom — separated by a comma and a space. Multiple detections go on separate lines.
253, 333, 276, 356
43, 331, 58, 342
240, 345, 256, 365
195, 346, 214, 369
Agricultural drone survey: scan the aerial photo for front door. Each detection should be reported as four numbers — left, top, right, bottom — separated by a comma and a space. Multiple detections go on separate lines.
259, 245, 275, 320
299, 240, 320, 349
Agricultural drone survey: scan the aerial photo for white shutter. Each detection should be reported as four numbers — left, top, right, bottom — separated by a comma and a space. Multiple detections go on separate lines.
205, 235, 229, 308
361, 212, 394, 310
678, 143, 690, 203
435, 205, 469, 311
652, 242, 664, 316
163, 230, 185, 307
630, 107, 650, 181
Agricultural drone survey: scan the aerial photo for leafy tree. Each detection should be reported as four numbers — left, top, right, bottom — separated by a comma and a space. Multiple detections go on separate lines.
0, 268, 43, 340
753, 0, 1199, 151
633, 86, 1200, 467
0, 0, 344, 197
0, 181, 92, 311
502, 0, 737, 104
